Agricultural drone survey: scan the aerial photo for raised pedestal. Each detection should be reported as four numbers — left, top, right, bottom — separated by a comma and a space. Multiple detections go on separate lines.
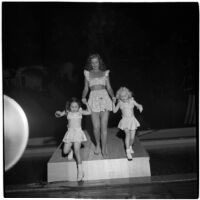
47, 128, 151, 182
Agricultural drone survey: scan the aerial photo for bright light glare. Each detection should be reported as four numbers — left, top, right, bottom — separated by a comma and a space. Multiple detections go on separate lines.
4, 95, 29, 171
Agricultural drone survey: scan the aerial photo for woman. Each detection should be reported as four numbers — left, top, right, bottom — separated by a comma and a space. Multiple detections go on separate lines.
82, 54, 115, 158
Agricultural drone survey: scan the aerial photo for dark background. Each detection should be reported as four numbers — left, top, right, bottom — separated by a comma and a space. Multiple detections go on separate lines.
3, 2, 198, 140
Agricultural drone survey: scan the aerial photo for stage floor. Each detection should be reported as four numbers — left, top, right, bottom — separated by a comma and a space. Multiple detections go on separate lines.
5, 174, 197, 198
48, 129, 150, 182
4, 128, 197, 198
48, 129, 149, 163
4, 136, 197, 185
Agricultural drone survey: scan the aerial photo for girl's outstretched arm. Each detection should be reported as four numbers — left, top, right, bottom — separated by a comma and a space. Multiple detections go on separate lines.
81, 102, 91, 115
133, 98, 143, 113
112, 101, 120, 113
55, 110, 66, 118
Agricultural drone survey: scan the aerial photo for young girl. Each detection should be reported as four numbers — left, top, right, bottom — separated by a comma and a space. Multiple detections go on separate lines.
112, 87, 143, 160
82, 54, 115, 158
55, 97, 91, 181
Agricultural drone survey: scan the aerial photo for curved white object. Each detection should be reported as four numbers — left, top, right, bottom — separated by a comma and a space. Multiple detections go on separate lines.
4, 95, 29, 171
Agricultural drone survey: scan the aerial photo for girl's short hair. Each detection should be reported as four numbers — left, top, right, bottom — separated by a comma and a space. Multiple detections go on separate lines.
65, 97, 81, 111
85, 53, 106, 71
116, 87, 133, 99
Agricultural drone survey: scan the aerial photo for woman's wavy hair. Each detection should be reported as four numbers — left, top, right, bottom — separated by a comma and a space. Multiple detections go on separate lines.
85, 54, 106, 71
116, 87, 133, 100
65, 97, 81, 111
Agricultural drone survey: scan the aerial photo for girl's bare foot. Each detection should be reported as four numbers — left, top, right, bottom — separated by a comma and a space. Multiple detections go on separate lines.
130, 146, 134, 154
77, 164, 84, 181
126, 149, 133, 161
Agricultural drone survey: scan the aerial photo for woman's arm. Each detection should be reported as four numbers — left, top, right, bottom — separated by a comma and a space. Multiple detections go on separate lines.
82, 77, 89, 103
112, 101, 120, 113
55, 110, 66, 118
106, 75, 115, 99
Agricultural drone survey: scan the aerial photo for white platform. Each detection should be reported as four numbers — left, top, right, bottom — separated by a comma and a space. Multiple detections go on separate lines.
47, 128, 151, 182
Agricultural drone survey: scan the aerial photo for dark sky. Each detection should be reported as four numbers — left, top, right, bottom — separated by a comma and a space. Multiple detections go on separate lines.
2, 2, 198, 131
2, 2, 198, 70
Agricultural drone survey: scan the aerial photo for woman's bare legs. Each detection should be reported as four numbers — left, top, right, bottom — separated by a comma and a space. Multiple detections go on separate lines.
100, 111, 109, 157
91, 112, 101, 154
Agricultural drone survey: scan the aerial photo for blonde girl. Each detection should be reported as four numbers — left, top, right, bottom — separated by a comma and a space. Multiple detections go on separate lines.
113, 87, 143, 160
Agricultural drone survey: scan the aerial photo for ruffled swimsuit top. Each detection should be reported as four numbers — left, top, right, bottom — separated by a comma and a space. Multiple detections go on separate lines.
84, 70, 110, 87
119, 98, 135, 118
67, 110, 82, 129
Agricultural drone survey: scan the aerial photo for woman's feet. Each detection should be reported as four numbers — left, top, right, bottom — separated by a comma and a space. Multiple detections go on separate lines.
126, 149, 133, 161
94, 145, 101, 155
102, 145, 109, 158
94, 145, 109, 158
77, 164, 84, 181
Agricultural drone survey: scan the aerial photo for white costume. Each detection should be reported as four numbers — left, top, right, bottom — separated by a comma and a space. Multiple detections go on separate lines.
62, 109, 87, 143
118, 98, 140, 131
84, 70, 112, 112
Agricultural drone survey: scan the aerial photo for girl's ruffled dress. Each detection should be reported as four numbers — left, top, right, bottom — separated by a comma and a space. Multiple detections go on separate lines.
118, 98, 140, 131
84, 70, 112, 112
62, 110, 87, 143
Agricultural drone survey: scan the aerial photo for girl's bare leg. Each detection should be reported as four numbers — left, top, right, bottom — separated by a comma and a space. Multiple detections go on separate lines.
91, 112, 101, 154
124, 129, 131, 150
63, 142, 72, 155
73, 142, 84, 181
100, 111, 109, 157
124, 129, 132, 160
73, 142, 81, 164
130, 130, 136, 147
130, 130, 136, 154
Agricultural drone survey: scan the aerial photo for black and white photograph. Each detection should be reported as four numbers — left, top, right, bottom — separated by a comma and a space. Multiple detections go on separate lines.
3, 1, 198, 198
